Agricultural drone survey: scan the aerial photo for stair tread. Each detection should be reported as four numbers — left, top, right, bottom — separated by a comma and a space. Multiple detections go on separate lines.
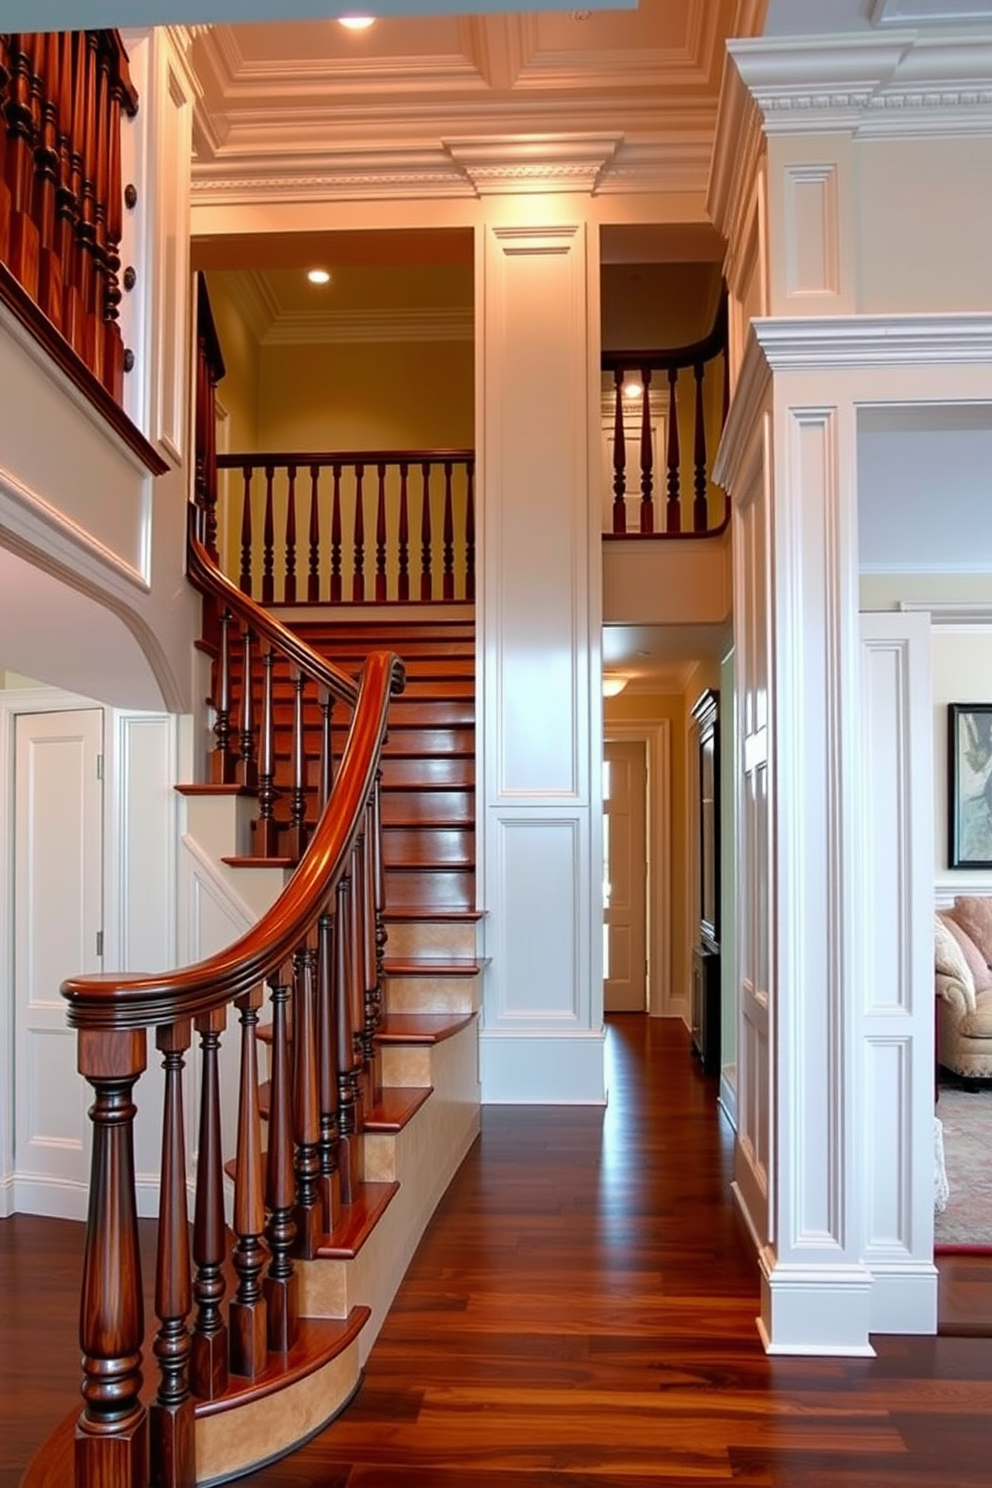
384, 907, 484, 921
221, 854, 297, 869
384, 956, 488, 975
196, 1310, 369, 1417
316, 1180, 400, 1259
376, 1010, 478, 1044
175, 782, 255, 796
364, 1084, 434, 1131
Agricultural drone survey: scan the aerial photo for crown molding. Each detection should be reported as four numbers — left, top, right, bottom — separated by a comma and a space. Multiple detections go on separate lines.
707, 45, 765, 266
728, 32, 992, 138
215, 268, 277, 342
751, 313, 992, 368
446, 133, 620, 194
263, 306, 474, 345
871, 0, 992, 25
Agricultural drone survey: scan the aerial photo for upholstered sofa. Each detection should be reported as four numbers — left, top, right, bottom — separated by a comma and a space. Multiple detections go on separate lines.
934, 898, 992, 1081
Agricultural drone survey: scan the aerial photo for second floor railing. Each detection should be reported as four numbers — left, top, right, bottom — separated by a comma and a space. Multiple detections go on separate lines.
216, 449, 476, 607
0, 29, 137, 402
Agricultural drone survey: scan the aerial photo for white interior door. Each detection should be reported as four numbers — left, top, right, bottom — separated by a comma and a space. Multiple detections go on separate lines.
604, 739, 647, 1012
14, 708, 104, 1217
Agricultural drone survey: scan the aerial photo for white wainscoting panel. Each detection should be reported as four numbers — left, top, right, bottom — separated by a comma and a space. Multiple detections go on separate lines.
489, 815, 586, 1025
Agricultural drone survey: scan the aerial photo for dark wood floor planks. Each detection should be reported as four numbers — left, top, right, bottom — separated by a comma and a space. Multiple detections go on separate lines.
3, 1015, 992, 1487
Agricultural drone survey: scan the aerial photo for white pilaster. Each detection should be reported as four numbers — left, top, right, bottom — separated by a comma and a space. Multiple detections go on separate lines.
477, 218, 604, 1103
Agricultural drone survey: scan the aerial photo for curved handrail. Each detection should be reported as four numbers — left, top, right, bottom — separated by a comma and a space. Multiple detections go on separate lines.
601, 294, 728, 377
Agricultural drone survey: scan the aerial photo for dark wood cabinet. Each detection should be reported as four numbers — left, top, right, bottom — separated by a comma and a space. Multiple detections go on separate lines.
690, 689, 720, 1076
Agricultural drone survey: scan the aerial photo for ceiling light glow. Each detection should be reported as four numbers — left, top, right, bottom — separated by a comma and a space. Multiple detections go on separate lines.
602, 675, 629, 698
307, 268, 331, 285
339, 15, 376, 29
623, 380, 643, 400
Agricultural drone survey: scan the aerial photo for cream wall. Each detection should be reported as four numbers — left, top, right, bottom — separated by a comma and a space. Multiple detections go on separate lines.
205, 271, 261, 452
257, 340, 474, 452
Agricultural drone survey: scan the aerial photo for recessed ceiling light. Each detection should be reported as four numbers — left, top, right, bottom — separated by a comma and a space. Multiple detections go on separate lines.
307, 268, 331, 285
623, 380, 643, 400
339, 16, 376, 29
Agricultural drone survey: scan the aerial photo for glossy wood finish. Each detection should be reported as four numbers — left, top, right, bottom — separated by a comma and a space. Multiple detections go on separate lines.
7, 1018, 992, 1488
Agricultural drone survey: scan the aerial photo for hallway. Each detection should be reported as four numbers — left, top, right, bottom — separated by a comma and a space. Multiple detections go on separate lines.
4, 1017, 992, 1486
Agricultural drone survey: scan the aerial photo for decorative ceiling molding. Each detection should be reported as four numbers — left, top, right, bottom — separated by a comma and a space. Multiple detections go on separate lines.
594, 137, 712, 195
728, 33, 992, 137
871, 0, 992, 25
706, 48, 764, 275
751, 313, 992, 368
262, 306, 474, 345
191, 153, 475, 204
445, 133, 620, 195
218, 269, 277, 341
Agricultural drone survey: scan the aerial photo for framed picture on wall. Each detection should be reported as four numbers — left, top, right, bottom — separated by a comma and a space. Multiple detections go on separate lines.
948, 702, 992, 868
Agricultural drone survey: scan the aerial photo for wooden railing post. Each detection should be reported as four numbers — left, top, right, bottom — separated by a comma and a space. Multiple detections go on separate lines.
375, 461, 388, 603
264, 972, 299, 1353
0, 35, 12, 262
665, 366, 681, 534
307, 464, 321, 603
316, 908, 341, 1233
229, 985, 268, 1379
639, 367, 654, 535
284, 463, 297, 604
76, 1027, 149, 1488
4, 34, 41, 299
420, 461, 432, 600
150, 1020, 195, 1488
254, 644, 279, 858
611, 367, 626, 534
334, 870, 360, 1205
693, 359, 708, 532
190, 1008, 229, 1401
397, 460, 410, 602
352, 461, 366, 602
292, 942, 323, 1258
464, 459, 475, 603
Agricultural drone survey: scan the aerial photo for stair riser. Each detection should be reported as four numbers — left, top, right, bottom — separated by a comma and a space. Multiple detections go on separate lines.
384, 974, 481, 1014
380, 789, 473, 823
383, 918, 479, 959
383, 868, 474, 910
383, 826, 473, 865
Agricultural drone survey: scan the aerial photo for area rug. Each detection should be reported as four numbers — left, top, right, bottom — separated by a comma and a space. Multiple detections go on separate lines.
934, 1084, 992, 1250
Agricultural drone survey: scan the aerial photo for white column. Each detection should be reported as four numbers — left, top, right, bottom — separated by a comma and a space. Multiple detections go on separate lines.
477, 219, 605, 1104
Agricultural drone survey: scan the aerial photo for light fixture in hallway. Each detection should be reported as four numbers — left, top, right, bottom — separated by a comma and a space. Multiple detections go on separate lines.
338, 16, 376, 30
603, 674, 628, 698
307, 268, 331, 285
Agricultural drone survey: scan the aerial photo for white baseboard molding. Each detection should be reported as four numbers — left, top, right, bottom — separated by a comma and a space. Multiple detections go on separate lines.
480, 1027, 606, 1103
718, 1067, 738, 1131
757, 1248, 876, 1357
867, 1260, 938, 1336
13, 1174, 88, 1222
0, 1169, 14, 1218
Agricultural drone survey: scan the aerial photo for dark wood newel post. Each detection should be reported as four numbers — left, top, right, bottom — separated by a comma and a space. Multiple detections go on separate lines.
76, 1026, 150, 1488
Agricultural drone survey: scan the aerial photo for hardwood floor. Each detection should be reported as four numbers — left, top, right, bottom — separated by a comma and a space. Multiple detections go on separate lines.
4, 1016, 992, 1487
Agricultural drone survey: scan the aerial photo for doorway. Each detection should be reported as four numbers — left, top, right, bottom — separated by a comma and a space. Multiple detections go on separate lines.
604, 738, 648, 1013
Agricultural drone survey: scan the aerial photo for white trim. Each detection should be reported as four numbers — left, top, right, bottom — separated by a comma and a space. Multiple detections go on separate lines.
479, 1027, 607, 1104
604, 719, 672, 1019
753, 315, 992, 370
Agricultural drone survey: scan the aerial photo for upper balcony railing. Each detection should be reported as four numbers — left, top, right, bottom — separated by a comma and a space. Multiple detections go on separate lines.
0, 29, 136, 403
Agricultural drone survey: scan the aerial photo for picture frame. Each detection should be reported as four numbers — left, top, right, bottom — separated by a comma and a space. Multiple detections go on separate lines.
948, 702, 992, 868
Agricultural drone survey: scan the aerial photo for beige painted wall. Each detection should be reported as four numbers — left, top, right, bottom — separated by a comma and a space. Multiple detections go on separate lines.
257, 340, 474, 452
205, 271, 261, 451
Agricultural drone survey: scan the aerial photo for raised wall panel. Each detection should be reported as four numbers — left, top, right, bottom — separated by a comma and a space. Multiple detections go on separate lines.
490, 816, 585, 1026
864, 1037, 911, 1249
151, 39, 194, 464
784, 165, 840, 300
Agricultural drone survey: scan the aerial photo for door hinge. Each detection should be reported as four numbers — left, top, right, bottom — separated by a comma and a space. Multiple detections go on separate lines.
96, 753, 104, 781
96, 930, 104, 957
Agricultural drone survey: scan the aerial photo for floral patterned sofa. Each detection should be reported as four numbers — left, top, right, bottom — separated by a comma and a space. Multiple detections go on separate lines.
935, 897, 992, 1082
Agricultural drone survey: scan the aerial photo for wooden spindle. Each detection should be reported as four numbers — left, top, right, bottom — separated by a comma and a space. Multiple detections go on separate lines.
612, 367, 627, 534
693, 360, 708, 532
239, 464, 254, 596
375, 461, 388, 603
334, 871, 360, 1205
307, 464, 321, 602
264, 974, 299, 1353
361, 807, 382, 1106
665, 365, 681, 534
262, 465, 275, 606
639, 367, 654, 535
32, 33, 63, 328
420, 461, 433, 602
397, 461, 410, 602
238, 626, 257, 791
102, 36, 135, 403
465, 459, 475, 603
75, 1028, 149, 1488
330, 463, 342, 604
283, 665, 307, 862
348, 839, 370, 1129
352, 461, 365, 603
316, 908, 341, 1233
4, 34, 41, 298
190, 1009, 228, 1402
254, 645, 279, 858
71, 33, 99, 365
442, 460, 455, 601
210, 608, 236, 786
150, 1020, 195, 1488
87, 37, 110, 386
56, 32, 83, 354
0, 35, 12, 262
293, 943, 323, 1258
229, 986, 268, 1379
283, 463, 297, 604
317, 686, 334, 817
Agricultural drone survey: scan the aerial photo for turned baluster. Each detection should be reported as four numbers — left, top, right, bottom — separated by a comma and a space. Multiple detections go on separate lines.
316, 908, 341, 1233
349, 837, 371, 1126
4, 34, 41, 299
0, 35, 12, 261
293, 943, 323, 1257
261, 465, 275, 606
465, 459, 475, 602
375, 461, 388, 602
264, 973, 299, 1353
335, 870, 360, 1204
330, 463, 342, 604
229, 987, 268, 1379
32, 33, 63, 328
150, 1021, 195, 1488
284, 463, 297, 603
639, 367, 654, 535
442, 460, 455, 601
362, 802, 383, 1106
102, 38, 134, 402
307, 463, 321, 602
284, 665, 308, 862
317, 685, 334, 816
693, 360, 708, 532
87, 36, 111, 386
254, 645, 279, 858
75, 1027, 149, 1488
56, 32, 83, 354
210, 608, 237, 786
71, 33, 99, 365
239, 464, 254, 596
665, 365, 681, 534
352, 461, 366, 603
420, 461, 433, 601
611, 368, 626, 534
397, 461, 410, 602
190, 1009, 228, 1401
238, 626, 257, 791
